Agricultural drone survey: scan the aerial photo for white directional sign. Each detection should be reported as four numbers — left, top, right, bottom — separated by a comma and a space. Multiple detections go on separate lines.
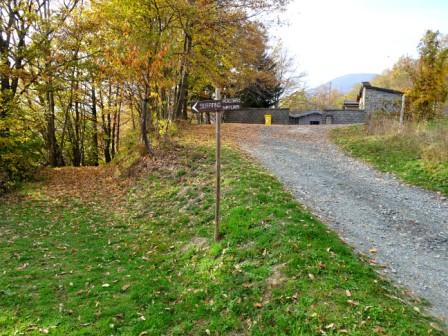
192, 100, 222, 113
192, 98, 240, 113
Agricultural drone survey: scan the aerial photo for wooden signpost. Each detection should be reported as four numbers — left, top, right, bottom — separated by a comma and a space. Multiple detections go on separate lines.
192, 95, 241, 241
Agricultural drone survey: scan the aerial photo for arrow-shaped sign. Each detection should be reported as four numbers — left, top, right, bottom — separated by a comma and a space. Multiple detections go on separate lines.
192, 101, 200, 113
192, 100, 222, 113
192, 98, 241, 113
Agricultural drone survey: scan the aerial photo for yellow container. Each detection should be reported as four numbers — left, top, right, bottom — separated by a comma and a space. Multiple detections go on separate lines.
264, 114, 272, 126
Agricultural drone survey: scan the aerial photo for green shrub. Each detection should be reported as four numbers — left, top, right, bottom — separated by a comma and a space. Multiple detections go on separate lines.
0, 128, 43, 193
331, 117, 448, 195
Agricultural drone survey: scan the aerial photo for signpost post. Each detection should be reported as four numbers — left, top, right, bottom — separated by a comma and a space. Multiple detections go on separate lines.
214, 89, 222, 241
191, 95, 241, 241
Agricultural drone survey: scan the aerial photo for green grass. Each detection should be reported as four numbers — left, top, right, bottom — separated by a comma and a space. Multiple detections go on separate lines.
0, 140, 445, 335
331, 124, 448, 196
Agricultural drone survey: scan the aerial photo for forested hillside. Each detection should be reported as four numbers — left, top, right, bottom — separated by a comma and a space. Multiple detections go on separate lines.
0, 0, 289, 192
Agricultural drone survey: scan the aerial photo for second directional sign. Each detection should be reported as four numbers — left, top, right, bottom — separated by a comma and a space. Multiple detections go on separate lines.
222, 98, 241, 111
192, 98, 240, 113
192, 100, 222, 113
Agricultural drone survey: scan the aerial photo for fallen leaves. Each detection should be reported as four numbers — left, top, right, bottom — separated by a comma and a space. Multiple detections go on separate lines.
33, 167, 130, 207
325, 323, 335, 329
266, 264, 287, 288
16, 263, 29, 271
114, 313, 124, 321
373, 326, 385, 334
430, 322, 443, 331
347, 300, 359, 306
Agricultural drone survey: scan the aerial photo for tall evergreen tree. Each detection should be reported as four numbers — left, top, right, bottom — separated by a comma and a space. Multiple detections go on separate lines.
239, 53, 283, 108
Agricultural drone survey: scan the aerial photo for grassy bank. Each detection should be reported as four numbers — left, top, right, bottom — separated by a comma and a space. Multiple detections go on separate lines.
331, 119, 448, 196
0, 133, 445, 335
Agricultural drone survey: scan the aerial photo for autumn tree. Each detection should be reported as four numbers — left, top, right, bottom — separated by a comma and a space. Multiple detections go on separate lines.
408, 30, 448, 121
371, 56, 416, 93
0, 0, 56, 189
1, 0, 290, 190
281, 85, 345, 111
169, 0, 291, 117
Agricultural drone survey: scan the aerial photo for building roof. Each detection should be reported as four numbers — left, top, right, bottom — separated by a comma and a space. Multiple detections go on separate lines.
343, 100, 359, 106
289, 111, 322, 118
357, 82, 404, 101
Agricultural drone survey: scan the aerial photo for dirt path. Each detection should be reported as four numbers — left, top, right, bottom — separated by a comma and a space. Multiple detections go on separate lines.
226, 124, 448, 322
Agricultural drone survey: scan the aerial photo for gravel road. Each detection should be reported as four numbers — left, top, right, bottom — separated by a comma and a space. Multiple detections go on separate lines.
236, 124, 448, 322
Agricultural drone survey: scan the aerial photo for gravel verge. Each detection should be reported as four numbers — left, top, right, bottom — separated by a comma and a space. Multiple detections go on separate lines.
237, 124, 448, 323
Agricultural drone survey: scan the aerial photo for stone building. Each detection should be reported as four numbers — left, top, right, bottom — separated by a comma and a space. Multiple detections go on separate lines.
289, 111, 322, 125
357, 82, 404, 114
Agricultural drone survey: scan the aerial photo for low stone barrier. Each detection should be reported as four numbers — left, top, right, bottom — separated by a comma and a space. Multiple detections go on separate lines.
323, 110, 367, 124
224, 108, 290, 125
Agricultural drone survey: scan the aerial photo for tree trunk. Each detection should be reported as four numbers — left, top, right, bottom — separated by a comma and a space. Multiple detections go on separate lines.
102, 83, 113, 163
47, 89, 64, 167
174, 33, 192, 120
72, 96, 82, 167
130, 100, 136, 130
111, 85, 119, 157
99, 85, 111, 163
102, 109, 112, 163
182, 83, 189, 120
116, 101, 121, 153
91, 84, 99, 166
111, 110, 116, 157
141, 85, 154, 156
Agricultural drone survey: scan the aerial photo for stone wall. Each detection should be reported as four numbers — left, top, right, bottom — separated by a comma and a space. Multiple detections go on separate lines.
364, 89, 403, 114
223, 108, 367, 125
223, 108, 290, 124
323, 110, 367, 124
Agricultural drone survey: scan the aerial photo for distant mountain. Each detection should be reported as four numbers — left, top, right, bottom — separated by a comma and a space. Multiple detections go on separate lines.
313, 73, 378, 94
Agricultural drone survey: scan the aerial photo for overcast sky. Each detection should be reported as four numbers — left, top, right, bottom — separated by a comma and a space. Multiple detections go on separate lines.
270, 0, 448, 88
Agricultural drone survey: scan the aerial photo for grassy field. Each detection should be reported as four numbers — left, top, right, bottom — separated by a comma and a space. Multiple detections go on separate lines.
0, 132, 445, 335
331, 119, 448, 196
